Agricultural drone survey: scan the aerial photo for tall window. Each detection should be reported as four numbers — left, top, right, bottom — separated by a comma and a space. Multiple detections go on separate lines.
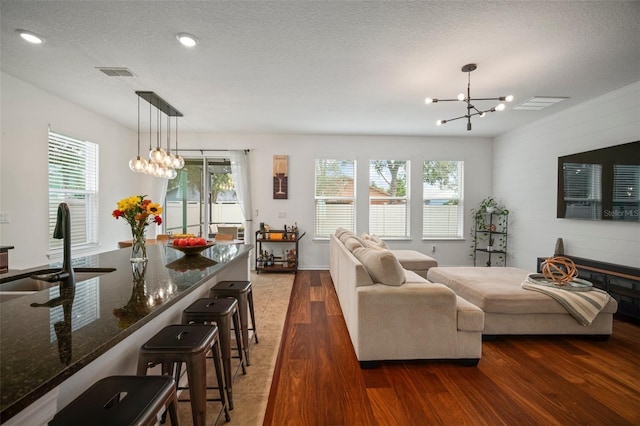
48, 131, 99, 250
423, 160, 463, 238
314, 159, 356, 238
369, 160, 409, 238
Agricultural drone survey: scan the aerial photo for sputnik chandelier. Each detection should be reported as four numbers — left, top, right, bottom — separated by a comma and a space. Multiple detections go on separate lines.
129, 91, 185, 179
425, 64, 513, 131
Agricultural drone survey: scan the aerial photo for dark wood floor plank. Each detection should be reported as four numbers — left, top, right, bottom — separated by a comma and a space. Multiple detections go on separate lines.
265, 271, 640, 426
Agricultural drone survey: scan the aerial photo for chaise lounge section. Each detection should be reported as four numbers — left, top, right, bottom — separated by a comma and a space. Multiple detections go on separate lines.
329, 229, 484, 367
427, 266, 618, 338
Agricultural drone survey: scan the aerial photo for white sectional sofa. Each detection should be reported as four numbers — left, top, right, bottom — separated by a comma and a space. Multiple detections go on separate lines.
329, 229, 484, 367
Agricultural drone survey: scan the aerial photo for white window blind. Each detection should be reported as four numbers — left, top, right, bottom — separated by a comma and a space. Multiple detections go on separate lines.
369, 160, 409, 238
314, 159, 356, 238
423, 160, 464, 238
48, 131, 99, 250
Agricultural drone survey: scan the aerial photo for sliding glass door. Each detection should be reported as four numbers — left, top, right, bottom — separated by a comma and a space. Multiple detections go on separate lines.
164, 156, 245, 238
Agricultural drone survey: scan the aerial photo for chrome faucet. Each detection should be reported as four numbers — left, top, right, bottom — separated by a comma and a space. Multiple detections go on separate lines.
31, 203, 75, 286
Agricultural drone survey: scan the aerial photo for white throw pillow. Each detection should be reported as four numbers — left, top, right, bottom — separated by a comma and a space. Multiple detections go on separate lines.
361, 233, 389, 250
352, 247, 406, 286
344, 236, 365, 252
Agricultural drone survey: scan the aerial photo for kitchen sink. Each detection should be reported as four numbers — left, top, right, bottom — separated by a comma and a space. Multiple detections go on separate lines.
0, 267, 116, 302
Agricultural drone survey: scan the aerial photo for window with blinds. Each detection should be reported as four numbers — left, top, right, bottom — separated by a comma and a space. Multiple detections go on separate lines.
423, 160, 464, 238
48, 131, 99, 250
369, 160, 409, 238
314, 159, 356, 238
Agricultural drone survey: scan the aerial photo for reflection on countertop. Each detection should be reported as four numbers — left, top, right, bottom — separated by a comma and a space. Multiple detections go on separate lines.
0, 242, 251, 422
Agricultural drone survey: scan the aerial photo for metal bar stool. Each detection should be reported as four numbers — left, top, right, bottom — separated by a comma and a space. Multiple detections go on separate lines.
182, 297, 246, 410
137, 324, 230, 426
209, 280, 258, 366
49, 375, 179, 426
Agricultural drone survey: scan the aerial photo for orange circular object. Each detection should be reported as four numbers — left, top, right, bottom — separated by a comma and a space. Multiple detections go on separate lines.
541, 256, 578, 285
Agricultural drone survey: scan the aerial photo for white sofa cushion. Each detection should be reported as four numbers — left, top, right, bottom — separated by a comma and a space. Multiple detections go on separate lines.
344, 236, 365, 252
352, 247, 406, 286
361, 233, 389, 249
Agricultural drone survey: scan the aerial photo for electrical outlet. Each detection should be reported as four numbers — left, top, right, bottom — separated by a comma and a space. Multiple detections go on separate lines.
278, 211, 287, 218
0, 212, 9, 224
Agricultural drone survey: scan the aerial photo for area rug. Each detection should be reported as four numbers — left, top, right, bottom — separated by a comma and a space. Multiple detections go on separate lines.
176, 271, 295, 425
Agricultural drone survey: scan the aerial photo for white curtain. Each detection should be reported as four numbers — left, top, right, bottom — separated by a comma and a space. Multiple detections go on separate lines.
149, 178, 168, 238
230, 150, 253, 247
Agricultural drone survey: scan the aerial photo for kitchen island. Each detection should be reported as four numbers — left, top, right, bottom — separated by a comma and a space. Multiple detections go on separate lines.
0, 242, 252, 425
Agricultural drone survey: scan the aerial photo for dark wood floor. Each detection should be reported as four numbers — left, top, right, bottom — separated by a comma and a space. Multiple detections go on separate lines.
264, 270, 640, 426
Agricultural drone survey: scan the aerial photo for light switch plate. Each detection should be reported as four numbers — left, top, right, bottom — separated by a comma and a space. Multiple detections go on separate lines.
0, 212, 9, 224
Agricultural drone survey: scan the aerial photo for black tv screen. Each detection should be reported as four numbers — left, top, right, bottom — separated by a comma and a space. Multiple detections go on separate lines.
557, 141, 640, 221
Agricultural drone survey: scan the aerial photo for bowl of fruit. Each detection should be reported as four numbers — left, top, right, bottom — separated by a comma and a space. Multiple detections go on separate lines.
169, 237, 214, 256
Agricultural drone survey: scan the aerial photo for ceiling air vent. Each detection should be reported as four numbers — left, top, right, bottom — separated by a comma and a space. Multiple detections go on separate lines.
96, 67, 135, 77
513, 96, 569, 111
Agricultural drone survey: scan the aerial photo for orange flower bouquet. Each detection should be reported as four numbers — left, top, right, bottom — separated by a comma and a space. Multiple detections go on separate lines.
113, 195, 163, 262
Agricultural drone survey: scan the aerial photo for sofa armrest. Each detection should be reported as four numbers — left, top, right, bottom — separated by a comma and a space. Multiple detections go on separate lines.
455, 296, 484, 332
354, 282, 462, 360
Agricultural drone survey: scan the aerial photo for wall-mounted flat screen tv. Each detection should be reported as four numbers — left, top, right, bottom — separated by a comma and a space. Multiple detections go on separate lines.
557, 141, 639, 221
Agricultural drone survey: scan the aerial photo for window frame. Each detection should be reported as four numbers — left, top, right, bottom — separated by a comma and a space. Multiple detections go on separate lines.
48, 131, 99, 253
368, 159, 410, 239
422, 160, 464, 240
314, 158, 357, 238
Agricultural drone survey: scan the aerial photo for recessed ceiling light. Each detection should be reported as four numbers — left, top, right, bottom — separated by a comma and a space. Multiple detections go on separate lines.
16, 29, 44, 44
176, 33, 198, 48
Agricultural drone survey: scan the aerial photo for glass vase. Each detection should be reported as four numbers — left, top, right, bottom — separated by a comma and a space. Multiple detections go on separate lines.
130, 226, 148, 263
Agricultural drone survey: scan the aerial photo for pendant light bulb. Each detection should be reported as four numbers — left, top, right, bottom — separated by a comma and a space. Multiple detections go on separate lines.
129, 156, 148, 173
153, 164, 165, 178
172, 155, 185, 169
163, 153, 174, 167
167, 168, 178, 179
149, 147, 166, 164
143, 160, 155, 175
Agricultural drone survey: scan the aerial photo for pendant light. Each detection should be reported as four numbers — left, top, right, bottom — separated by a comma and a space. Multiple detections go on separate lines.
133, 91, 183, 178
143, 98, 155, 175
171, 115, 185, 169
149, 104, 167, 164
129, 96, 148, 172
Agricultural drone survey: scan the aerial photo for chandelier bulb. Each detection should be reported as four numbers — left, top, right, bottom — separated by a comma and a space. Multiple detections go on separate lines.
173, 155, 185, 169
129, 156, 148, 173
479, 112, 486, 118
167, 168, 178, 179
457, 93, 465, 101
163, 153, 174, 167
436, 120, 443, 126
496, 103, 506, 112
149, 147, 166, 164
505, 95, 514, 102
425, 97, 433, 104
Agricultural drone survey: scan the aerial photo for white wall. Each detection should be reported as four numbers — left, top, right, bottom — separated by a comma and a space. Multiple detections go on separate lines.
494, 81, 640, 270
0, 72, 154, 269
1, 73, 493, 270
176, 133, 493, 268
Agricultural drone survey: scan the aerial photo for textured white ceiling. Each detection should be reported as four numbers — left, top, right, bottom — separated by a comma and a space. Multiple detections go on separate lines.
1, 1, 639, 137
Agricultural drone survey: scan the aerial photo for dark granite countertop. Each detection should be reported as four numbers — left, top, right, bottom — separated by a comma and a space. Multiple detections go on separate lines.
0, 243, 252, 422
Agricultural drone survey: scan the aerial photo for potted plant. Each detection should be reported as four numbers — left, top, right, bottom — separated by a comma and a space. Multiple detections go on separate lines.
487, 237, 494, 251
469, 196, 509, 261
